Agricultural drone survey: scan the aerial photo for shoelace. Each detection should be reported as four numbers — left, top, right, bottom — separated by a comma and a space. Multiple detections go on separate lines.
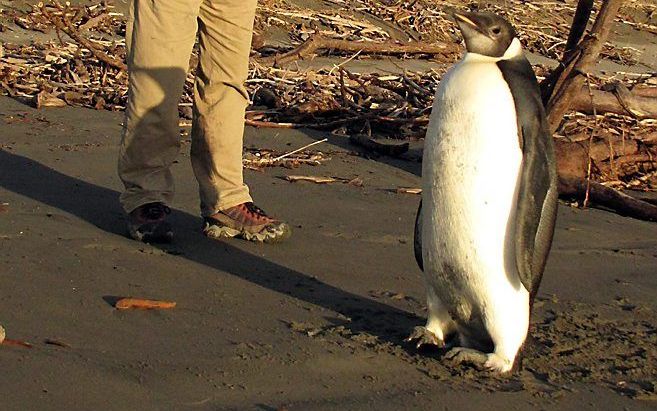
243, 202, 268, 218
143, 203, 171, 220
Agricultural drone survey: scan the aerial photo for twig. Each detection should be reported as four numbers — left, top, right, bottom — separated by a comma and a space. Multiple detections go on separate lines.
271, 138, 328, 163
244, 119, 303, 129
327, 50, 362, 76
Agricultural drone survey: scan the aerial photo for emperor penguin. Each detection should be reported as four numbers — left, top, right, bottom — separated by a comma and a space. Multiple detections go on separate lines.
408, 11, 558, 373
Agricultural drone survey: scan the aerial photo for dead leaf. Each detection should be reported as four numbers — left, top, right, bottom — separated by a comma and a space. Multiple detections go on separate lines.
115, 298, 177, 310
285, 175, 337, 184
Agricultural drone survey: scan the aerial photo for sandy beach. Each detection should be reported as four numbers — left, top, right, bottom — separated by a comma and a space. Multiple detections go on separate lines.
1, 94, 656, 409
1, 0, 657, 409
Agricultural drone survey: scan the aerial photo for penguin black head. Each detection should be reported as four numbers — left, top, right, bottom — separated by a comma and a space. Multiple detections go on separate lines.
453, 12, 516, 58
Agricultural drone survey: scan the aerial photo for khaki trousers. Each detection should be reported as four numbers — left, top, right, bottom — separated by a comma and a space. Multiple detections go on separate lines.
118, 0, 254, 216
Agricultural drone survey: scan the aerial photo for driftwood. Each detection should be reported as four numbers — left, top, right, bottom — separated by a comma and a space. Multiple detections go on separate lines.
40, 3, 127, 71
542, 0, 657, 221
555, 137, 655, 182
559, 177, 657, 221
3, 0, 656, 221
259, 33, 458, 67
570, 84, 657, 119
564, 0, 594, 53
542, 0, 625, 134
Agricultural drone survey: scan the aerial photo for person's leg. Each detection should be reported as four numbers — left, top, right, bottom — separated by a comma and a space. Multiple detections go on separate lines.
192, 0, 254, 214
118, 0, 200, 241
193, 0, 290, 242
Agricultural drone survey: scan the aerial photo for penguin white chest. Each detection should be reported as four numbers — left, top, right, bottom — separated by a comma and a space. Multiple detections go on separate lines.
422, 57, 525, 312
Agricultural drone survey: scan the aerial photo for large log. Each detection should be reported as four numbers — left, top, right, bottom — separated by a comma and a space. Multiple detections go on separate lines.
571, 85, 657, 119
258, 34, 458, 68
559, 177, 657, 221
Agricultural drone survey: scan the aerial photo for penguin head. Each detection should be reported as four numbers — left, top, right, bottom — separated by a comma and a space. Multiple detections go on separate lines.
453, 11, 516, 58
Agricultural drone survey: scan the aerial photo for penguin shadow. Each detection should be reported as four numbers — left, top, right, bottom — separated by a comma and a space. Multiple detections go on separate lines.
0, 63, 423, 353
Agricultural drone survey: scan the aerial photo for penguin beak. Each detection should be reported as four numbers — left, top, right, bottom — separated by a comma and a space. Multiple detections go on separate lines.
453, 13, 477, 29
453, 12, 491, 39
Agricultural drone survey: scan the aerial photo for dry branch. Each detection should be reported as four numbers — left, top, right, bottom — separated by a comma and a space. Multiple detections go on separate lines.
285, 175, 337, 184
1, 338, 33, 348
40, 4, 127, 71
564, 0, 594, 53
542, 0, 625, 134
244, 118, 303, 129
259, 33, 457, 67
246, 114, 429, 131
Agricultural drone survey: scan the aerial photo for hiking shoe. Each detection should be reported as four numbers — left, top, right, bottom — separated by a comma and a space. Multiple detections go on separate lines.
203, 202, 291, 243
127, 202, 173, 243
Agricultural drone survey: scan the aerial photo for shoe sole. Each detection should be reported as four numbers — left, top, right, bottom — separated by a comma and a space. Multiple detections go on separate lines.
203, 222, 291, 244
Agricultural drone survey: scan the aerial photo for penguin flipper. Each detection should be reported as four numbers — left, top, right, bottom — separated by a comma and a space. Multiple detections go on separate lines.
514, 117, 558, 300
497, 56, 558, 300
414, 200, 423, 271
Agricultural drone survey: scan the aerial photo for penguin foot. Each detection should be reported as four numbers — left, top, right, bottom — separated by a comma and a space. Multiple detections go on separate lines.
405, 326, 445, 349
482, 354, 513, 373
445, 348, 513, 374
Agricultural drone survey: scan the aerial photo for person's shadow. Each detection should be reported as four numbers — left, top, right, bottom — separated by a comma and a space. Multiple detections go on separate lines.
0, 66, 420, 348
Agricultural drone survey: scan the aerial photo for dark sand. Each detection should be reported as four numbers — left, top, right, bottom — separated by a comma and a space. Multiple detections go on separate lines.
1, 0, 657, 409
1, 95, 656, 410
